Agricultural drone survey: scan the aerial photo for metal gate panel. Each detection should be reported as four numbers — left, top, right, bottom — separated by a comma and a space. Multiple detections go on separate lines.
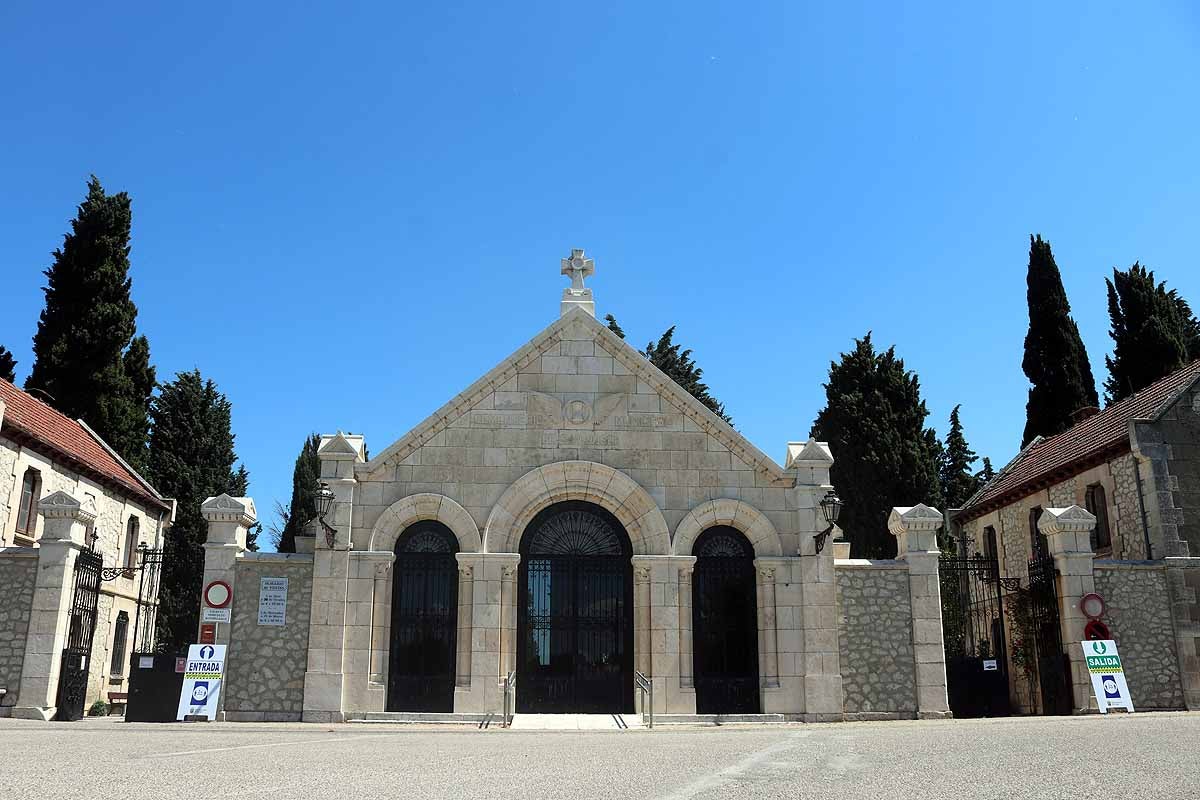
693, 527, 760, 714
939, 551, 1010, 718
518, 502, 633, 714
54, 547, 103, 721
1026, 555, 1072, 715
387, 523, 458, 713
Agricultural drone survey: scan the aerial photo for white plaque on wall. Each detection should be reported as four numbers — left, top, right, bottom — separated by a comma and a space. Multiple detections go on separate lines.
258, 577, 288, 626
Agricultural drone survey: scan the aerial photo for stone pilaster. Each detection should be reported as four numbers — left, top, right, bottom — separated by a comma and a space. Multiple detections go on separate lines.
302, 432, 363, 723
889, 504, 951, 719
1039, 505, 1100, 714
198, 494, 255, 721
12, 491, 96, 720
786, 439, 843, 722
631, 555, 694, 713
453, 552, 519, 713
345, 549, 393, 712
754, 560, 782, 689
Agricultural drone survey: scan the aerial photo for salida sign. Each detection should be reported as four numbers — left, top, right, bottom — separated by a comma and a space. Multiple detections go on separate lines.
1081, 639, 1134, 713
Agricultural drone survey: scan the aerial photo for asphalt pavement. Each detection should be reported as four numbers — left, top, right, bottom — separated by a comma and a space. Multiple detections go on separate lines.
1, 711, 1197, 799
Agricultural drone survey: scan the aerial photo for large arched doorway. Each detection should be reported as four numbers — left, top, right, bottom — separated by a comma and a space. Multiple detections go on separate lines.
517, 501, 634, 713
386, 521, 458, 712
693, 526, 761, 713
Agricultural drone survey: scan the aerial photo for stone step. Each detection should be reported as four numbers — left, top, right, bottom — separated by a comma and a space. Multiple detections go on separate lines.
352, 712, 493, 725
650, 713, 789, 725
507, 713, 641, 730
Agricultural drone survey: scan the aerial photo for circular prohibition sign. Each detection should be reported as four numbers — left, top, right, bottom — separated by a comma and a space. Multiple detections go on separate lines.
203, 579, 233, 609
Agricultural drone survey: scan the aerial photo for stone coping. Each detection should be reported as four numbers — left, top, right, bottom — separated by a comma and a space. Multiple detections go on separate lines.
240, 552, 314, 563
835, 558, 907, 570
0, 547, 38, 558
1093, 559, 1168, 571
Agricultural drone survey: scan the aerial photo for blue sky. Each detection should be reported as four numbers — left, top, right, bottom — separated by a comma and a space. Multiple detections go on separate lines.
2, 2, 1198, 546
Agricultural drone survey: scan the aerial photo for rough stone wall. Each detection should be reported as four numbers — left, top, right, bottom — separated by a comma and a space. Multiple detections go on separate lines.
1094, 564, 1184, 709
1109, 455, 1148, 559
225, 557, 313, 720
0, 437, 18, 539
0, 551, 36, 713
998, 504, 1027, 576
349, 317, 801, 555
835, 564, 916, 717
1152, 382, 1200, 555
1048, 477, 1077, 508
85, 593, 115, 707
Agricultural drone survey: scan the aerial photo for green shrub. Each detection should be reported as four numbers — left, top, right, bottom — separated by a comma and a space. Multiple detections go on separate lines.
87, 700, 109, 717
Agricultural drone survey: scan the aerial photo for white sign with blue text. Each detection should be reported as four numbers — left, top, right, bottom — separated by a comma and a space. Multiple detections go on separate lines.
1081, 639, 1134, 713
176, 644, 227, 721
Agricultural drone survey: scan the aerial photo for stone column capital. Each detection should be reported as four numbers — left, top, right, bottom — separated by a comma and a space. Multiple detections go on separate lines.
888, 504, 944, 558
200, 494, 257, 527
1038, 505, 1097, 556
38, 490, 98, 525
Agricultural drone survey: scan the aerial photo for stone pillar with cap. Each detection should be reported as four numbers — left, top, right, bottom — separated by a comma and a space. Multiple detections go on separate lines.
889, 503, 952, 719
197, 494, 255, 721
302, 432, 364, 722
12, 491, 97, 720
786, 438, 843, 721
1038, 505, 1100, 713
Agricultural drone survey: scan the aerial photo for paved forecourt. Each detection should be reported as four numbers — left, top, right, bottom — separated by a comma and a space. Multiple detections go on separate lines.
2, 712, 1199, 799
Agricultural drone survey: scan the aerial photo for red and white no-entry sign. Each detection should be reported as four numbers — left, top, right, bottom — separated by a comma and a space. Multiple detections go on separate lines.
203, 580, 232, 609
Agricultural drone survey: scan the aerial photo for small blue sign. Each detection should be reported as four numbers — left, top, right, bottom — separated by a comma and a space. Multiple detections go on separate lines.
190, 681, 211, 707
199, 645, 215, 660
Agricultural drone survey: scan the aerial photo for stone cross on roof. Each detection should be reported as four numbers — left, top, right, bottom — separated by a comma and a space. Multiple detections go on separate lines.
561, 249, 594, 292
559, 248, 596, 318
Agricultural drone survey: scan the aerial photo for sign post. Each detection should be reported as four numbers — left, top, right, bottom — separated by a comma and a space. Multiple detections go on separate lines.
1081, 639, 1134, 713
176, 644, 227, 721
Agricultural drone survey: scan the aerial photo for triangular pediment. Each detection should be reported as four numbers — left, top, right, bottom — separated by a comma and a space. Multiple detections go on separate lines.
360, 308, 790, 481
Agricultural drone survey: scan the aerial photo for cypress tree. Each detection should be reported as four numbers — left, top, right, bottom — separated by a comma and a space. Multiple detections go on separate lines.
0, 346, 16, 383
1103, 263, 1200, 403
978, 457, 996, 484
274, 433, 321, 554
940, 405, 983, 509
1021, 235, 1098, 446
148, 370, 249, 651
604, 315, 732, 423
25, 176, 153, 466
811, 334, 942, 559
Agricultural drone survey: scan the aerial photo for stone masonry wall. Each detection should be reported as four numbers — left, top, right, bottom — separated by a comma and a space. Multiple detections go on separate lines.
1156, 382, 1200, 555
0, 438, 18, 538
1094, 563, 1184, 709
225, 556, 313, 721
836, 563, 916, 718
0, 550, 36, 714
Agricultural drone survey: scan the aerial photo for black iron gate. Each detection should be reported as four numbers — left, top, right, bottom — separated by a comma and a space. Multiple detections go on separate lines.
693, 526, 760, 714
518, 502, 633, 714
939, 551, 1010, 718
54, 547, 103, 721
387, 522, 459, 712
1026, 555, 1072, 715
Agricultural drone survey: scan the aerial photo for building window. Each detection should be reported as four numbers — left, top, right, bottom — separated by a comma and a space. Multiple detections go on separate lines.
983, 526, 999, 561
1029, 506, 1048, 561
15, 468, 41, 537
1085, 484, 1113, 554
110, 611, 129, 676
123, 517, 140, 569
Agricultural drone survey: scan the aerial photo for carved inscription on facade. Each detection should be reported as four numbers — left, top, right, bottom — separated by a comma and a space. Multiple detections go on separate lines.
467, 392, 681, 431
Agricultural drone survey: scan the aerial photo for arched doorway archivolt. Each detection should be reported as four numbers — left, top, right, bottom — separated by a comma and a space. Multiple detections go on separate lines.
369, 493, 482, 553
483, 462, 670, 555
672, 498, 781, 557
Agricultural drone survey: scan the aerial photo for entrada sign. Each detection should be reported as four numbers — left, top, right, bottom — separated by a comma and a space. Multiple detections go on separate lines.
1081, 639, 1134, 713
176, 643, 227, 721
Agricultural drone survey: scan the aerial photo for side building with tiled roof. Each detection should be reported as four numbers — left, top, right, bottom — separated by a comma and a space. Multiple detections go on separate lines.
953, 359, 1200, 572
0, 379, 175, 720
948, 360, 1200, 715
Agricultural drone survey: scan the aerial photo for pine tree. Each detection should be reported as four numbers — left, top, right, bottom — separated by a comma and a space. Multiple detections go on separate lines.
274, 434, 321, 553
604, 315, 732, 423
940, 405, 983, 509
0, 346, 16, 383
978, 457, 996, 484
643, 327, 732, 424
148, 370, 249, 651
811, 333, 942, 559
1103, 263, 1200, 403
25, 176, 153, 466
604, 313, 626, 340
1021, 235, 1098, 446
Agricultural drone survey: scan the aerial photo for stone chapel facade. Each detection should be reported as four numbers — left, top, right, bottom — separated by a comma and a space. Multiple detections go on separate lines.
199, 253, 951, 723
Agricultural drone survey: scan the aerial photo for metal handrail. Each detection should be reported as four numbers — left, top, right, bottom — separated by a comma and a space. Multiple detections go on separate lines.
634, 670, 653, 729
501, 670, 516, 728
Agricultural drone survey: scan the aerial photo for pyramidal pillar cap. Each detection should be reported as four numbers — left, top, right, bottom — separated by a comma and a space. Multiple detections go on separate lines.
560, 248, 596, 318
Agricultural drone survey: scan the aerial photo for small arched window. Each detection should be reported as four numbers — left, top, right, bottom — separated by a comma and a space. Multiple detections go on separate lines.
1085, 484, 1112, 554
15, 468, 41, 538
123, 517, 140, 569
1029, 506, 1048, 561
